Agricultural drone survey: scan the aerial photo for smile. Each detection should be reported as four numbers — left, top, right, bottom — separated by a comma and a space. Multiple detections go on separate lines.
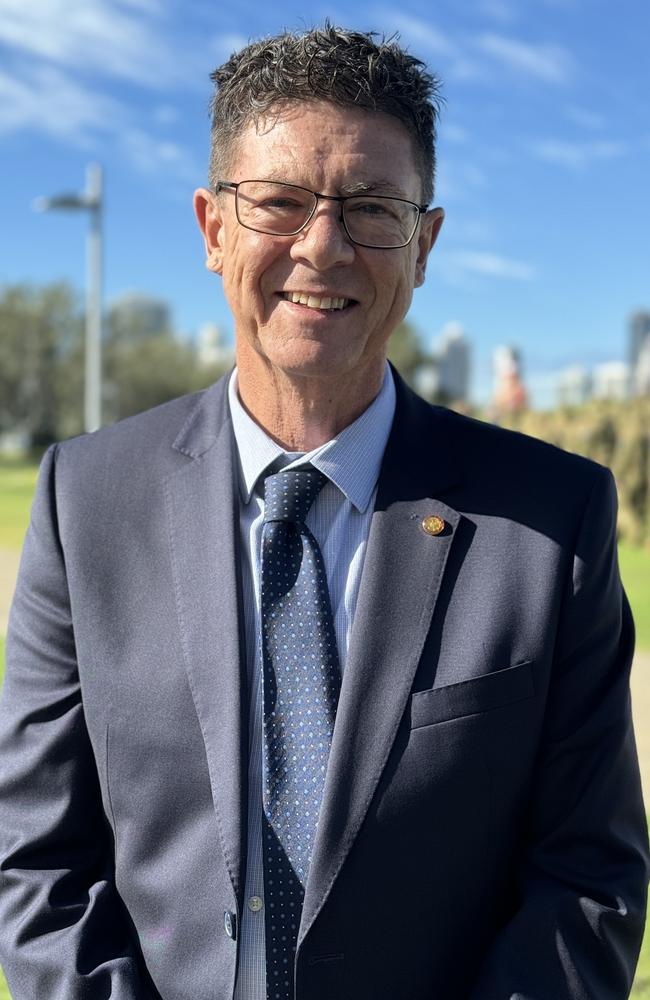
282, 291, 353, 311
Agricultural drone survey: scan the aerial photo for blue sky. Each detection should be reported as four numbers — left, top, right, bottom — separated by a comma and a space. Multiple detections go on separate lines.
1, 0, 648, 404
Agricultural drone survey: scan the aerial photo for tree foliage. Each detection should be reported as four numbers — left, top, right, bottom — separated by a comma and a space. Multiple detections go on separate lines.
386, 320, 425, 386
103, 334, 227, 424
0, 282, 230, 446
0, 283, 84, 445
498, 397, 650, 547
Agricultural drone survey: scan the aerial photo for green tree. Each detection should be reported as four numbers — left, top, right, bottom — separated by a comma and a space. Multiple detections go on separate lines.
102, 332, 229, 423
0, 283, 84, 445
387, 320, 426, 386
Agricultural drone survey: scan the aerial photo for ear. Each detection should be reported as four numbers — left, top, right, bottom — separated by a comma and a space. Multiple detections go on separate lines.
193, 187, 225, 274
414, 207, 444, 288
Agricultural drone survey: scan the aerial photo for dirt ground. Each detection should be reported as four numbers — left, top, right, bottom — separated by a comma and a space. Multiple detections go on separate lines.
1, 546, 649, 803
632, 652, 650, 807
0, 549, 19, 635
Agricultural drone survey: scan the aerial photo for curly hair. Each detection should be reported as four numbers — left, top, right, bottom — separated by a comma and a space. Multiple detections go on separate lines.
207, 24, 442, 202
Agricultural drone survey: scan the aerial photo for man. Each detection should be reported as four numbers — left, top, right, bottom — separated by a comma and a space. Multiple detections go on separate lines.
0, 23, 647, 1000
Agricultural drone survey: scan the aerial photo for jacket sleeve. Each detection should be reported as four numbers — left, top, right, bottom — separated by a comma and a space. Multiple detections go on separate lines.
468, 465, 649, 999
0, 445, 160, 999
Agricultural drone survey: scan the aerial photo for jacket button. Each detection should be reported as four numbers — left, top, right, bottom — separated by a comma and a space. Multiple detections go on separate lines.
224, 910, 237, 941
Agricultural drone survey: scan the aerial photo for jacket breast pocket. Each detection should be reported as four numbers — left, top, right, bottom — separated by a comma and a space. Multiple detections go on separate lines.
409, 659, 535, 730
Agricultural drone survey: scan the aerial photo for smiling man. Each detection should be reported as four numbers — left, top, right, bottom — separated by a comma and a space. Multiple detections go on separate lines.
0, 24, 647, 1000
194, 101, 442, 453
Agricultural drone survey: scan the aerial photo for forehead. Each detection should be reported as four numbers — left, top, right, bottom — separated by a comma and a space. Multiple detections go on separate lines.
231, 101, 420, 194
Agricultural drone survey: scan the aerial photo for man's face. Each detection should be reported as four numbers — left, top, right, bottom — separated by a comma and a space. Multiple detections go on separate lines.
195, 101, 443, 386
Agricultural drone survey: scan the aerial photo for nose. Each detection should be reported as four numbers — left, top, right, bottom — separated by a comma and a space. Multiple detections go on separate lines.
289, 202, 355, 269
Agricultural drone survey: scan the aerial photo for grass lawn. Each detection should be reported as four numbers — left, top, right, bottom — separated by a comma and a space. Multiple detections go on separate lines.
637, 935, 650, 1000
0, 458, 39, 550
0, 461, 649, 997
621, 543, 650, 652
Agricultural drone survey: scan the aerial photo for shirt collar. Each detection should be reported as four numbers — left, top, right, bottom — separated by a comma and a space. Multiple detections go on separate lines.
228, 363, 396, 513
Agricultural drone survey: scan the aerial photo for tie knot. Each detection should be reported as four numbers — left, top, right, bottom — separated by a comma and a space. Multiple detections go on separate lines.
263, 467, 327, 525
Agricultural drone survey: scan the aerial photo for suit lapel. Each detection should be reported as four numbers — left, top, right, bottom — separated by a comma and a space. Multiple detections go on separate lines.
162, 373, 465, 932
301, 377, 463, 941
164, 378, 247, 902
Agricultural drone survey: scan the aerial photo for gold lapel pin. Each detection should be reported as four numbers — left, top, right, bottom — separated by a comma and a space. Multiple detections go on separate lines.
421, 514, 446, 536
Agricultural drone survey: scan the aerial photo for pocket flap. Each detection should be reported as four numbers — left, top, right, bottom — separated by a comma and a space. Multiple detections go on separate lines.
410, 660, 535, 729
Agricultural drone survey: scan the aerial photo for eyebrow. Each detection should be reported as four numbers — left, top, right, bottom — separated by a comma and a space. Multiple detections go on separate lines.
260, 172, 410, 199
338, 180, 409, 198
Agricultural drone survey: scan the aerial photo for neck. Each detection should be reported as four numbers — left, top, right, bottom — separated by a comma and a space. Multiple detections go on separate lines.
235, 355, 386, 452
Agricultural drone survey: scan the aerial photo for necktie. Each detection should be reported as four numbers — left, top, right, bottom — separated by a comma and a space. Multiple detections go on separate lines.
260, 467, 341, 1000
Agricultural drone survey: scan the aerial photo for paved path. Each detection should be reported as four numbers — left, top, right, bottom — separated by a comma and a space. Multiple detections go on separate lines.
1, 547, 648, 799
631, 651, 650, 807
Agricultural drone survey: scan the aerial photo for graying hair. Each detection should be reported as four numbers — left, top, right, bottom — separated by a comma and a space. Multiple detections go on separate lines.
207, 23, 442, 202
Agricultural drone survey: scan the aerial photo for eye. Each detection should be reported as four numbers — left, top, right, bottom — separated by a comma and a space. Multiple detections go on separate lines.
259, 196, 304, 210
348, 200, 389, 217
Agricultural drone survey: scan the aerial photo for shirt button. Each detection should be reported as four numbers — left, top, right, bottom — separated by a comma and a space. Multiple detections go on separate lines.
248, 895, 264, 913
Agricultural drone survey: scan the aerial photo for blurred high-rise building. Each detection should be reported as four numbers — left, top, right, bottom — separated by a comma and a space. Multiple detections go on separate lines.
629, 310, 650, 367
556, 366, 593, 407
634, 337, 650, 396
629, 310, 650, 396
435, 322, 470, 402
592, 361, 631, 401
107, 292, 171, 344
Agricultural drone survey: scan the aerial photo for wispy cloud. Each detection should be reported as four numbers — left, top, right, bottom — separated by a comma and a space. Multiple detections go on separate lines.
121, 127, 200, 182
0, 0, 204, 183
476, 0, 518, 22
0, 63, 199, 183
118, 0, 163, 11
376, 11, 482, 81
436, 161, 488, 203
0, 0, 177, 88
209, 32, 251, 65
530, 138, 627, 169
440, 218, 493, 243
387, 13, 457, 57
564, 105, 605, 131
442, 124, 470, 144
476, 32, 572, 83
153, 104, 180, 127
444, 250, 536, 281
0, 64, 121, 142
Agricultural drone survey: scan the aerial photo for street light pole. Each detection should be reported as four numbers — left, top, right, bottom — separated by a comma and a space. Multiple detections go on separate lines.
34, 163, 104, 433
84, 164, 103, 433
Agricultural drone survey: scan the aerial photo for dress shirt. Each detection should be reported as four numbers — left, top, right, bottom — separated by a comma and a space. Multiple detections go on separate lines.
228, 365, 396, 1000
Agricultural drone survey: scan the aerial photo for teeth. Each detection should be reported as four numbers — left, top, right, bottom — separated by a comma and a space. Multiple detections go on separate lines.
285, 291, 350, 310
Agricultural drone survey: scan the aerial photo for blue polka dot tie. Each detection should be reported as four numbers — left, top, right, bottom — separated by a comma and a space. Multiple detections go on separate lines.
260, 467, 341, 1000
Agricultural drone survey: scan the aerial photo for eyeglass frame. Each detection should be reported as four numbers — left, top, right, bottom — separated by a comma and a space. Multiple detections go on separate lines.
214, 179, 430, 250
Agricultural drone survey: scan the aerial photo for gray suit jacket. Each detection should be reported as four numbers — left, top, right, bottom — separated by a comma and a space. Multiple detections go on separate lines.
0, 371, 648, 999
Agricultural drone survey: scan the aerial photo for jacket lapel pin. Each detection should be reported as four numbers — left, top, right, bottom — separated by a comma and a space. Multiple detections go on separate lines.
421, 514, 446, 536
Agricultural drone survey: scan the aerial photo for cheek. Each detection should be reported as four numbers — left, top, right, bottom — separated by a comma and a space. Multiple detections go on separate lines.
372, 261, 416, 316
222, 249, 280, 330
227, 233, 283, 290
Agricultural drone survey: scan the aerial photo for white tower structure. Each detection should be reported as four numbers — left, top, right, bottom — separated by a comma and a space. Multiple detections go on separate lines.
556, 366, 592, 407
592, 361, 631, 401
197, 323, 234, 368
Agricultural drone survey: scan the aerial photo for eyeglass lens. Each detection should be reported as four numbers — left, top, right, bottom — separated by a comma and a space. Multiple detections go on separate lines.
234, 181, 419, 247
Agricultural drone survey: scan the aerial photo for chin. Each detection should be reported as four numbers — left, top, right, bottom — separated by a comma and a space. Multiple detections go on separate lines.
261, 338, 367, 381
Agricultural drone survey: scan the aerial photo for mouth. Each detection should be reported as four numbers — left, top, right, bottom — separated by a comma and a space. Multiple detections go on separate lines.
281, 291, 356, 312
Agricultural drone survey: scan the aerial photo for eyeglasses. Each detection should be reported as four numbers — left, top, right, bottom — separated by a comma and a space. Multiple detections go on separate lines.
215, 179, 429, 249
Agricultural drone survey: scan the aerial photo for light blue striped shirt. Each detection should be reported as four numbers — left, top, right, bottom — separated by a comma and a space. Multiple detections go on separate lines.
228, 365, 396, 1000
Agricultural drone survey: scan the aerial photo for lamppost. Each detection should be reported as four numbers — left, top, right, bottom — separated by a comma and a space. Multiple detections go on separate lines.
34, 163, 104, 433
